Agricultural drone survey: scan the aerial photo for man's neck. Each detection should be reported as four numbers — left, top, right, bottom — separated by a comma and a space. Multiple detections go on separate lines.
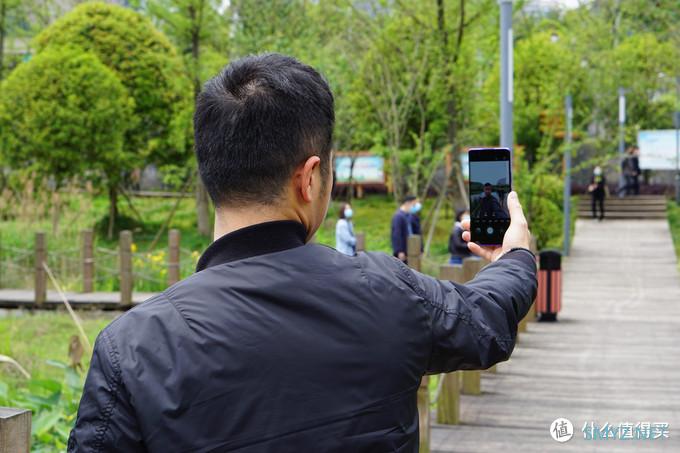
213, 205, 304, 241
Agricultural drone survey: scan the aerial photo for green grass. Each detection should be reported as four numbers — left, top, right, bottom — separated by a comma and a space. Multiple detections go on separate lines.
668, 201, 680, 266
0, 310, 118, 387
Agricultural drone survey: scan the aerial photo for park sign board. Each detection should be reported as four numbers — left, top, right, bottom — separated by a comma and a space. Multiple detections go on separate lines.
334, 153, 385, 185
637, 130, 680, 170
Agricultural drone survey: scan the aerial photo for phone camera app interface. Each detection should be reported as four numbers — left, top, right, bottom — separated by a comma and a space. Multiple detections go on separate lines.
470, 160, 510, 244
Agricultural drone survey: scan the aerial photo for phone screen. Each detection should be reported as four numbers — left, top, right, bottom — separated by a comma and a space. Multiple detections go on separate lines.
468, 148, 512, 246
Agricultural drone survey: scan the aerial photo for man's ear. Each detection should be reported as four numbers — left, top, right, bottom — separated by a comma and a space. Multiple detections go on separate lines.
297, 156, 321, 203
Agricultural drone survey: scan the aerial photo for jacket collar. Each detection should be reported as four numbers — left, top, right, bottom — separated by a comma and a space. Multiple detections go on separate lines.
196, 220, 307, 272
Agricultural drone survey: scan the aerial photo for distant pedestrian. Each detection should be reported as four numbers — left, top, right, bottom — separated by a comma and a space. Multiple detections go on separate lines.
631, 146, 641, 195
448, 209, 472, 264
619, 147, 640, 197
391, 195, 419, 262
335, 202, 356, 256
588, 166, 606, 221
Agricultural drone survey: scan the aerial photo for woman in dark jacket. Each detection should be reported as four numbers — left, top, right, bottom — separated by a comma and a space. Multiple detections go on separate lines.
449, 209, 472, 264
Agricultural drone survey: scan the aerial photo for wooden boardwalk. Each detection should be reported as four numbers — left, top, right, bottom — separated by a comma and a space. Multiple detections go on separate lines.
432, 219, 680, 452
0, 289, 156, 309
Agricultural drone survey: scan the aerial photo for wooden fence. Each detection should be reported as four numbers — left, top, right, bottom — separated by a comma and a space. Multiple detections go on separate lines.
0, 229, 195, 307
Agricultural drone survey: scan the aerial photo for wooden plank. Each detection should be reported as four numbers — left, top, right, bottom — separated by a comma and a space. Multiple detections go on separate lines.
437, 265, 464, 425
432, 219, 680, 451
168, 229, 180, 286
82, 229, 94, 293
119, 230, 133, 307
0, 407, 31, 453
355, 232, 365, 253
436, 372, 460, 425
0, 289, 157, 309
407, 235, 422, 272
34, 232, 46, 306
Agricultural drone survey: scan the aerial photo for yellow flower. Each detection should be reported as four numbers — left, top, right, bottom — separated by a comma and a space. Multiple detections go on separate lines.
131, 243, 138, 253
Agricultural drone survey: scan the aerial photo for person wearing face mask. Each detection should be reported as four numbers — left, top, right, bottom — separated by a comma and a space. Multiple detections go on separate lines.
336, 202, 357, 256
448, 209, 473, 264
588, 165, 607, 221
391, 195, 420, 262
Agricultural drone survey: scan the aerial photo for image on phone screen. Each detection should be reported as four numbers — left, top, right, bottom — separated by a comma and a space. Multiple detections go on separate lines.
468, 148, 511, 246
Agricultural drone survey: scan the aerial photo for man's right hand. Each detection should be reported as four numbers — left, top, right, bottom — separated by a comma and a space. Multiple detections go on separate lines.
461, 191, 531, 262
397, 252, 406, 262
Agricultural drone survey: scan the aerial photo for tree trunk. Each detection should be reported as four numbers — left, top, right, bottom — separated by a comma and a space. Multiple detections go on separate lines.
107, 185, 118, 240
196, 176, 212, 237
0, 1, 6, 81
189, 2, 211, 237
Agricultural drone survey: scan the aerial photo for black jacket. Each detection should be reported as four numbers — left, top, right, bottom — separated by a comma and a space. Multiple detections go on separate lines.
68, 220, 537, 452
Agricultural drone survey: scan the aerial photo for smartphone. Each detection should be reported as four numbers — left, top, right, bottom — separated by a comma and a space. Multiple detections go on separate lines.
468, 148, 512, 246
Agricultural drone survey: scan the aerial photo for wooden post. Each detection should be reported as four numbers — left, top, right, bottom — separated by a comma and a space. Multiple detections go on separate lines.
439, 264, 464, 283
34, 232, 46, 306
407, 235, 422, 272
407, 234, 428, 452
436, 372, 461, 425
82, 230, 94, 293
355, 232, 365, 253
119, 230, 133, 306
461, 370, 481, 395
461, 257, 483, 394
0, 407, 31, 453
168, 229, 180, 286
437, 264, 464, 425
462, 257, 482, 283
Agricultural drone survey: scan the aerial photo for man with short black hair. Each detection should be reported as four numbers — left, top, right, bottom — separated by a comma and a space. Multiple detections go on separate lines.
68, 53, 537, 452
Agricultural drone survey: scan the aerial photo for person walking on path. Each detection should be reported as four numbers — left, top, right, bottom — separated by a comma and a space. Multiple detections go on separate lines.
68, 53, 537, 453
449, 209, 472, 264
335, 202, 356, 256
391, 195, 420, 262
630, 146, 641, 195
618, 147, 640, 197
588, 165, 607, 221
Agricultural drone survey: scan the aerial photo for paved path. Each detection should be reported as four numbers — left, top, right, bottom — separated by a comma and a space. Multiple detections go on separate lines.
432, 219, 680, 452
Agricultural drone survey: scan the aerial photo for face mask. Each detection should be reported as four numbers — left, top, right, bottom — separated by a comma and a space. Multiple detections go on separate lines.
344, 208, 353, 219
410, 202, 422, 214
462, 215, 470, 223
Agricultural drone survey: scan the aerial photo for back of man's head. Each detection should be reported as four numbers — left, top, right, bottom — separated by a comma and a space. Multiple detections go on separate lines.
194, 53, 335, 208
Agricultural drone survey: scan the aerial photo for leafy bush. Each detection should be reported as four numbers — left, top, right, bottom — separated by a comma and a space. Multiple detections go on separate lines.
0, 361, 83, 452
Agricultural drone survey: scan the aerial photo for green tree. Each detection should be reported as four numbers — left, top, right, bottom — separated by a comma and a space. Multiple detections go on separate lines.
143, 0, 228, 236
0, 46, 134, 235
33, 2, 193, 235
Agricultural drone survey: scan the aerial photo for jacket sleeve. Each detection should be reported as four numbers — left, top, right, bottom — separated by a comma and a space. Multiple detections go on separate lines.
68, 329, 145, 452
406, 249, 537, 373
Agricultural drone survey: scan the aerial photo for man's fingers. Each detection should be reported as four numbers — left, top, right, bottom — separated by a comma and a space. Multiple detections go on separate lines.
507, 191, 528, 225
467, 241, 492, 261
462, 230, 471, 242
461, 219, 470, 231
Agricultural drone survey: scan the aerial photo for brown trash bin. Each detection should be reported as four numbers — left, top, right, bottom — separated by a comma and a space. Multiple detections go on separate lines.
536, 250, 562, 321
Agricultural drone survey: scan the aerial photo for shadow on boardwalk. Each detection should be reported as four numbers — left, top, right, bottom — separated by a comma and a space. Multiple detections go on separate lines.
432, 219, 680, 452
